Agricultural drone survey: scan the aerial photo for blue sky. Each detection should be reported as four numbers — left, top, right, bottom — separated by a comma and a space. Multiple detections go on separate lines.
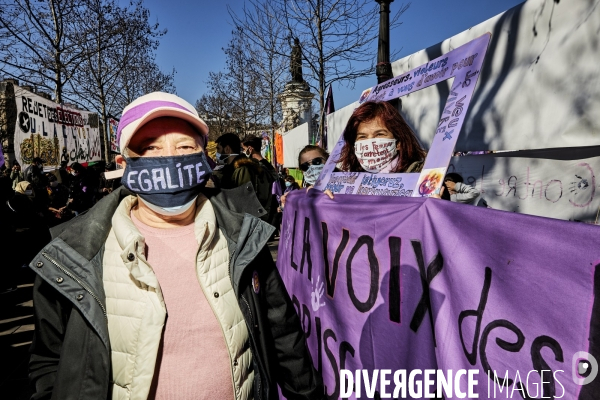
142, 0, 524, 110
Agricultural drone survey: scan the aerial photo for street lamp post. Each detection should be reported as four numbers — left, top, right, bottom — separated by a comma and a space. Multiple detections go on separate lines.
375, 0, 394, 84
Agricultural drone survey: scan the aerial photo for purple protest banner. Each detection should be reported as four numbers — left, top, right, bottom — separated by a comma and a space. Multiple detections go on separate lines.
277, 190, 600, 399
313, 34, 491, 198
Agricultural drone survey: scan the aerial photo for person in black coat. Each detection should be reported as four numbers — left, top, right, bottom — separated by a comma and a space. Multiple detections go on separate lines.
0, 176, 50, 292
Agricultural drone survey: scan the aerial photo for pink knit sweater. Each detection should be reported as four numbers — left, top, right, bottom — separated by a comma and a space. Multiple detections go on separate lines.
132, 214, 234, 400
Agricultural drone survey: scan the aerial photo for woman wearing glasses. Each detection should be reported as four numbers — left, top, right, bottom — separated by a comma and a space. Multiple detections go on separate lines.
280, 145, 331, 209
337, 101, 425, 173
298, 145, 329, 187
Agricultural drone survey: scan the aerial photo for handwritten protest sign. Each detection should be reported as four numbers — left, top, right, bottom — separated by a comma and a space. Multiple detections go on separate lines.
448, 154, 600, 223
278, 190, 600, 399
314, 34, 491, 197
13, 85, 101, 168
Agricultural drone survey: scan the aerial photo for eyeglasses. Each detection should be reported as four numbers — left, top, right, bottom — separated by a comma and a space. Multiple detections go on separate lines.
299, 157, 325, 172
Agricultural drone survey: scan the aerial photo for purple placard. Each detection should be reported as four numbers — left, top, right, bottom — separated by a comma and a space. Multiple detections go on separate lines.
313, 34, 491, 198
278, 190, 600, 399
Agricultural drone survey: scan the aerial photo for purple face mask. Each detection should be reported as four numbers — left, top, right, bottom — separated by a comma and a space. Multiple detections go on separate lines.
121, 151, 212, 209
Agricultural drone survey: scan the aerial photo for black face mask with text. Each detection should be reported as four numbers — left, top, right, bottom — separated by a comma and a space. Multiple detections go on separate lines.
121, 152, 212, 209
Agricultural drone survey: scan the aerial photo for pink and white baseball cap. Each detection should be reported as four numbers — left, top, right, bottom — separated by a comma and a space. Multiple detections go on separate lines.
117, 92, 208, 152
103, 92, 209, 180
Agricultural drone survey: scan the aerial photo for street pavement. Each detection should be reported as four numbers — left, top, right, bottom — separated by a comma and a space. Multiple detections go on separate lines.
0, 240, 280, 398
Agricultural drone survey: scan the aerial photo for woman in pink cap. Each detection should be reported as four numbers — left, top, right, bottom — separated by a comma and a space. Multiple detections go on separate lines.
28, 92, 325, 400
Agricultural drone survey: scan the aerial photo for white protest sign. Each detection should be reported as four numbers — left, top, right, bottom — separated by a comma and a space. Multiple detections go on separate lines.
282, 123, 310, 168
449, 154, 600, 222
13, 85, 102, 168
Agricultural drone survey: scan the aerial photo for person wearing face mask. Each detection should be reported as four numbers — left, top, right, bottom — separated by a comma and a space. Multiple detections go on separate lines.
28, 92, 324, 400
242, 136, 278, 180
14, 181, 34, 198
24, 157, 45, 187
337, 101, 426, 174
279, 145, 331, 210
242, 136, 280, 233
213, 132, 240, 167
213, 133, 276, 224
284, 175, 300, 192
67, 162, 95, 213
277, 176, 299, 209
297, 145, 330, 187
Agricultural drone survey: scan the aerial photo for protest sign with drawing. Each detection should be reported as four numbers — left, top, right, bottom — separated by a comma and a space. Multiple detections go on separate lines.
12, 85, 101, 168
313, 33, 491, 198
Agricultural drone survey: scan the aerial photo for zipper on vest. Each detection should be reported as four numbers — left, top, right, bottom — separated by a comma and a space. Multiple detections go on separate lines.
241, 295, 255, 328
228, 247, 235, 278
41, 252, 108, 320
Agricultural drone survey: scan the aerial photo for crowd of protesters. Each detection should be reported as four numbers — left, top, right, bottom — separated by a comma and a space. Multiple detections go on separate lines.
0, 100, 488, 295
0, 134, 304, 293
0, 158, 121, 292
1, 158, 121, 228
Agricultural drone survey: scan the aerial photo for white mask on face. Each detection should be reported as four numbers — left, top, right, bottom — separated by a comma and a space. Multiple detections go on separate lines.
354, 138, 398, 173
303, 164, 324, 186
24, 189, 33, 196
215, 152, 238, 165
138, 196, 198, 216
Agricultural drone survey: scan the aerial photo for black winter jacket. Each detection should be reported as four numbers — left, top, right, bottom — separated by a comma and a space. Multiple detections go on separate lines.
28, 184, 324, 400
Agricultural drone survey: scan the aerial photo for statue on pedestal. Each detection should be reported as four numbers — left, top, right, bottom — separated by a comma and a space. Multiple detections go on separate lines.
290, 38, 304, 83
279, 37, 314, 133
